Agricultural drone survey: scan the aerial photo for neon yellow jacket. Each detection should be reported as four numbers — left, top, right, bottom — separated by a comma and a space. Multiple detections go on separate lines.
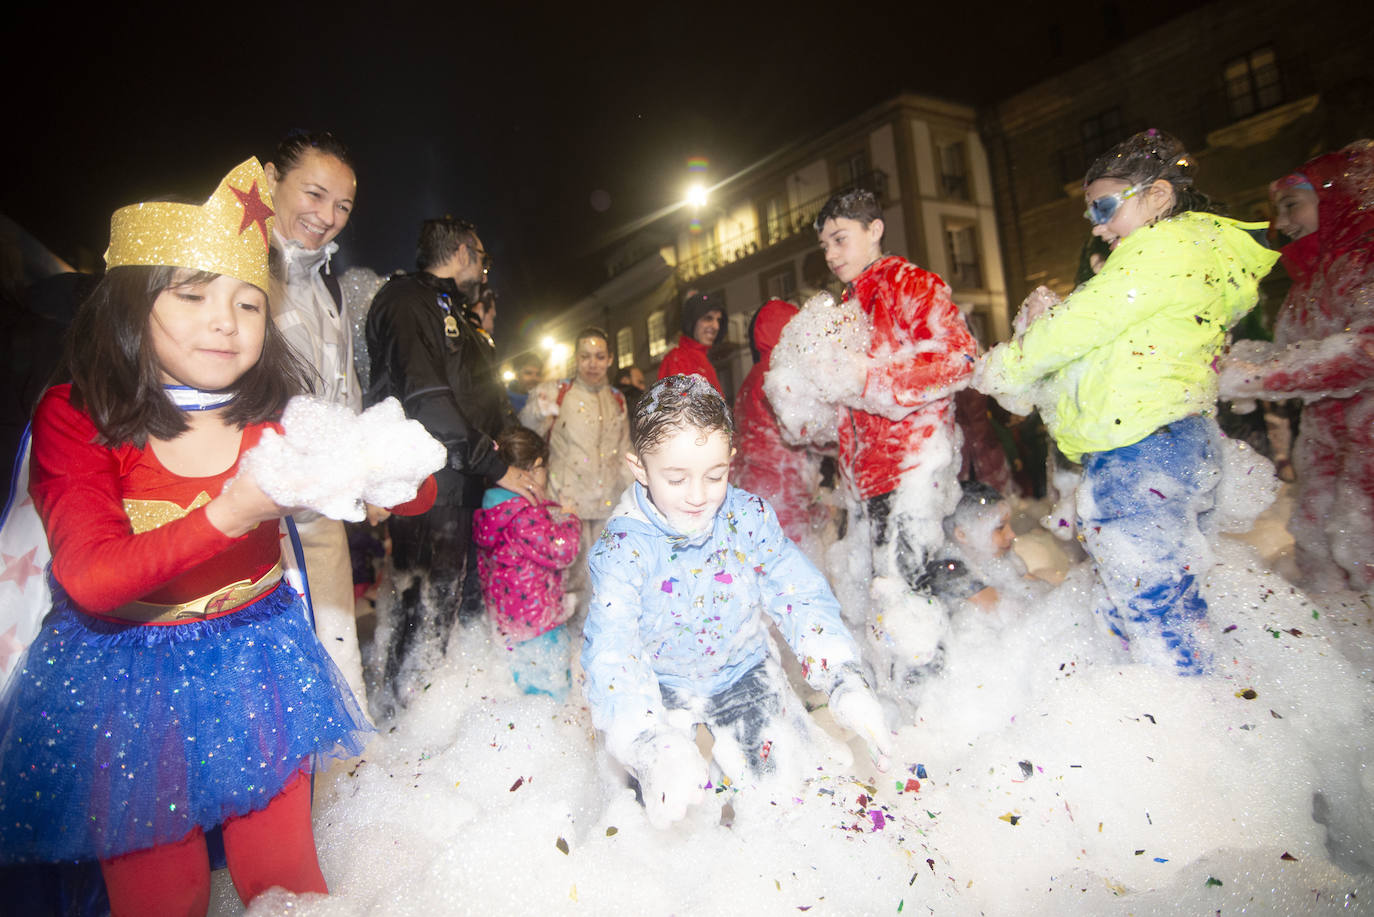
979, 213, 1279, 462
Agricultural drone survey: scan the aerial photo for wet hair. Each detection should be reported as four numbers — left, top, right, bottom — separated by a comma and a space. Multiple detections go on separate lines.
496, 425, 548, 472
416, 217, 480, 272
1083, 129, 1217, 218
575, 326, 611, 352
61, 265, 310, 447
631, 374, 734, 456
814, 188, 883, 233
942, 480, 1007, 539
270, 129, 355, 176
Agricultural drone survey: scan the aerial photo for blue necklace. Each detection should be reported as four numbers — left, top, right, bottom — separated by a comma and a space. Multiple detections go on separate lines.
163, 384, 236, 411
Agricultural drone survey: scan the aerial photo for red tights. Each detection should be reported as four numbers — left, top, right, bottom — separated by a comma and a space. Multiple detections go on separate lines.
98, 771, 326, 917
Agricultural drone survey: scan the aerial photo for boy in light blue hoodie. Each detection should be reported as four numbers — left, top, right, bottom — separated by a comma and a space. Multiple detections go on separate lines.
582, 374, 890, 829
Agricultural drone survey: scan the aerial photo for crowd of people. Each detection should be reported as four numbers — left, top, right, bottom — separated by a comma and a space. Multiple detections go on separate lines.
0, 126, 1369, 915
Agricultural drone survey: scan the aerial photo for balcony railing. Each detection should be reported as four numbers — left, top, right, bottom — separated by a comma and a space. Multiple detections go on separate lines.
676, 169, 888, 284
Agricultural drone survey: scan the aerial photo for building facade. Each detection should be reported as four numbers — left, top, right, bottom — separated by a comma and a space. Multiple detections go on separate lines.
981, 0, 1374, 310
525, 0, 1373, 393
530, 93, 1010, 398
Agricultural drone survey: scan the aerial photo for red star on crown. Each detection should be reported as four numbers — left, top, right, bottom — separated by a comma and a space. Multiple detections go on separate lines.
231, 180, 274, 249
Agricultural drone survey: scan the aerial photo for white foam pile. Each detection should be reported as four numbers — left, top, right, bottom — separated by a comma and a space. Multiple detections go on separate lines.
207, 474, 1373, 917
210, 318, 1373, 916
240, 396, 447, 522
763, 290, 871, 445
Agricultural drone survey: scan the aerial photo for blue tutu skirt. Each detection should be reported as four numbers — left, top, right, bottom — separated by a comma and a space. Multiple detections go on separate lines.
0, 580, 372, 864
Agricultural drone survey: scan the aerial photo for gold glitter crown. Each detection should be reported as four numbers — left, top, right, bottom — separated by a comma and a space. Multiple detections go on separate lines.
104, 158, 275, 291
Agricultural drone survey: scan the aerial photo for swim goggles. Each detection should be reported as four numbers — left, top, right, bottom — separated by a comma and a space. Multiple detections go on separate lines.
1084, 183, 1146, 225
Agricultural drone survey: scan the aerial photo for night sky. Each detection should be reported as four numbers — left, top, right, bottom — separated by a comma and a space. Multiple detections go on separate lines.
4, 0, 1195, 351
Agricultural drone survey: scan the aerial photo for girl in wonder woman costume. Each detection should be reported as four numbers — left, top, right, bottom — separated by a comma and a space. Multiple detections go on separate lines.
0, 159, 434, 916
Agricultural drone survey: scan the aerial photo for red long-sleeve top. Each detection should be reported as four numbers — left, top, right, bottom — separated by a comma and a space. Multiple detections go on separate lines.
29, 384, 434, 615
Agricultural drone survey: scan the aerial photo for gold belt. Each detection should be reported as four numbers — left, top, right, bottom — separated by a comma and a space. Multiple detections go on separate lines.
112, 561, 284, 623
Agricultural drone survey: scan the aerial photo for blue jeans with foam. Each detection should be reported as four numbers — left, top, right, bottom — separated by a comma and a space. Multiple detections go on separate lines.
1077, 415, 1221, 675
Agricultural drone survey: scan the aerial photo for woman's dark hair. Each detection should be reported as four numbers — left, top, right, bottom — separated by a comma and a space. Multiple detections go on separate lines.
631, 374, 734, 455
270, 129, 355, 175
1084, 129, 1217, 217
496, 425, 548, 472
61, 265, 310, 447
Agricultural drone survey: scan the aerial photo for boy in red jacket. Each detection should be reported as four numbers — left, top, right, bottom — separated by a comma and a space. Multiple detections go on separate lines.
814, 189, 978, 688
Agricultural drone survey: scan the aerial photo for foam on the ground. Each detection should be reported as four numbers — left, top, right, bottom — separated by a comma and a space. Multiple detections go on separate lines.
210, 487, 1374, 917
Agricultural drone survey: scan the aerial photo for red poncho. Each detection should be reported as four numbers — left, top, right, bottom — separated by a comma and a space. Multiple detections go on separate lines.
731, 299, 821, 543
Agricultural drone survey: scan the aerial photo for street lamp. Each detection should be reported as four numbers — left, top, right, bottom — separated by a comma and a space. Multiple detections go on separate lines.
686, 184, 708, 209
541, 335, 556, 351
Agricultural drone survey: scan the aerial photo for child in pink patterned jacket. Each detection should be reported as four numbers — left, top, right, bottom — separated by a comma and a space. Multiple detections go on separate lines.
473, 427, 582, 698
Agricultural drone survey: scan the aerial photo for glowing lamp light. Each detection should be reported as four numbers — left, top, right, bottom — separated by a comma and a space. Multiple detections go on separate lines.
502, 369, 515, 382
686, 185, 708, 209
541, 335, 556, 351
550, 343, 570, 364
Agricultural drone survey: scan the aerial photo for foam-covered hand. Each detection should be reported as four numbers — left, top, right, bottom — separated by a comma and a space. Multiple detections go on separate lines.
638, 731, 709, 830
1013, 285, 1060, 336
830, 687, 892, 772
1216, 339, 1274, 402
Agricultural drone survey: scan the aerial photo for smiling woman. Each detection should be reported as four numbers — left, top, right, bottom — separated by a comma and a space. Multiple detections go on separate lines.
265, 137, 356, 252
263, 129, 371, 707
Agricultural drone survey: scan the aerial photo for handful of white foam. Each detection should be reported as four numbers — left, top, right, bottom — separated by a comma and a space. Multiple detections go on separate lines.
241, 396, 447, 522
763, 290, 872, 445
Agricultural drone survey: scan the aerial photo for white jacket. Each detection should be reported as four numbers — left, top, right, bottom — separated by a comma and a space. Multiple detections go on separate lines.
271, 232, 361, 411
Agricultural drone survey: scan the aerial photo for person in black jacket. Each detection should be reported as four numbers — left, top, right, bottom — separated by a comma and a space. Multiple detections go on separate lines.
365, 217, 543, 715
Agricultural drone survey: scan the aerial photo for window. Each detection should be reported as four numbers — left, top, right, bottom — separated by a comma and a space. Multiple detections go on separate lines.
963, 309, 988, 350
1224, 46, 1281, 120
760, 263, 797, 301
648, 310, 668, 359
938, 140, 969, 200
943, 221, 983, 289
835, 150, 869, 189
1080, 108, 1124, 163
760, 193, 786, 245
616, 326, 634, 368
802, 250, 832, 289
729, 315, 748, 352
